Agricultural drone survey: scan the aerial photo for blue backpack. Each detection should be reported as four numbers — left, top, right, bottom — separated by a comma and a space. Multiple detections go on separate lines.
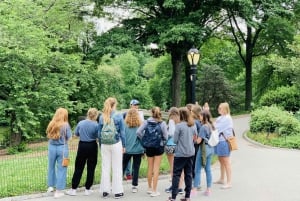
141, 120, 163, 148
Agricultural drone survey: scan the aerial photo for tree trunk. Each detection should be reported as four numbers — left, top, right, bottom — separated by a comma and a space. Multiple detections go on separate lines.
245, 27, 253, 111
245, 58, 252, 111
170, 51, 182, 107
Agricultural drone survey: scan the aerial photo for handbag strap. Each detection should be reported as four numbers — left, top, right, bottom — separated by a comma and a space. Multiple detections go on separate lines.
62, 126, 67, 158
220, 129, 235, 140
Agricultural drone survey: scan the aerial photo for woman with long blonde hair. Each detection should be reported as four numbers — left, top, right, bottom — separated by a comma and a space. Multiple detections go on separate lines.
214, 102, 234, 189
98, 97, 125, 199
123, 108, 144, 193
137, 106, 168, 197
46, 108, 72, 198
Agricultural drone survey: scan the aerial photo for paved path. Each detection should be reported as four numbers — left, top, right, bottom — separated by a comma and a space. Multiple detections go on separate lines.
2, 116, 300, 201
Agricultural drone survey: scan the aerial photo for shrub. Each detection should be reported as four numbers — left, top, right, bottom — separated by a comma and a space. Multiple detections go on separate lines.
250, 106, 300, 136
258, 86, 300, 113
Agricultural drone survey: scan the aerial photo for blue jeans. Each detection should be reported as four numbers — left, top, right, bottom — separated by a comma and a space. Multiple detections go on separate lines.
193, 145, 213, 188
47, 143, 69, 190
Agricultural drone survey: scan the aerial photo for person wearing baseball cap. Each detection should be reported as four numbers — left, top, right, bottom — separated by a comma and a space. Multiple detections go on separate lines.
130, 99, 140, 106
123, 99, 145, 181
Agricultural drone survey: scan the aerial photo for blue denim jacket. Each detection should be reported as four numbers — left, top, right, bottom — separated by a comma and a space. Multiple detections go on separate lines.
98, 111, 126, 147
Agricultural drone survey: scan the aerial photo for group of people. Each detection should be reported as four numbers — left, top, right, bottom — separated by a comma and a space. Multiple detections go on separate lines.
45, 97, 234, 201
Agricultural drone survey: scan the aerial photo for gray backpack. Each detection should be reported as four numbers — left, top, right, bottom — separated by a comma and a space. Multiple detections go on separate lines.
101, 116, 117, 144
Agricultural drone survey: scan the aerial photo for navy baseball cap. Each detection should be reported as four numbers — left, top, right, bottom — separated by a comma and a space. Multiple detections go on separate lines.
130, 99, 140, 105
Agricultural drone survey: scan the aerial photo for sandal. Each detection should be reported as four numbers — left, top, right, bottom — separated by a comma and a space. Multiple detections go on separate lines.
214, 180, 225, 184
221, 184, 232, 189
204, 190, 211, 196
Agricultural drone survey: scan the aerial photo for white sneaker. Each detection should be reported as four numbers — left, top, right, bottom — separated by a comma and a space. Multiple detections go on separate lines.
47, 187, 54, 193
66, 189, 76, 196
150, 191, 160, 197
132, 186, 138, 193
54, 191, 65, 198
84, 189, 93, 196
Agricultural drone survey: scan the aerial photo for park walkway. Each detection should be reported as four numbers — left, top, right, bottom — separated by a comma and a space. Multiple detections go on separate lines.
2, 115, 300, 201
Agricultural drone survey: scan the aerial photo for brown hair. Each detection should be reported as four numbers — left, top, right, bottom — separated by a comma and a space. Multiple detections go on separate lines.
191, 104, 202, 120
102, 97, 117, 123
200, 110, 215, 130
87, 108, 99, 121
168, 107, 180, 124
125, 108, 142, 127
179, 107, 194, 127
186, 103, 193, 112
151, 106, 162, 122
46, 108, 69, 139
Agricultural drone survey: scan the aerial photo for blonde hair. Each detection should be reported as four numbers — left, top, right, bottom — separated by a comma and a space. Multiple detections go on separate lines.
87, 108, 99, 121
219, 102, 231, 115
47, 108, 69, 139
168, 107, 180, 124
151, 106, 162, 122
102, 97, 117, 123
125, 108, 142, 127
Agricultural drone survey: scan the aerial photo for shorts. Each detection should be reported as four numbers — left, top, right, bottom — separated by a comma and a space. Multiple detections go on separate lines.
164, 145, 176, 154
145, 146, 164, 157
214, 141, 230, 157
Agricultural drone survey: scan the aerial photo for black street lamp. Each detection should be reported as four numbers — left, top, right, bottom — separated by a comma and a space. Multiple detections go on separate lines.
187, 47, 200, 104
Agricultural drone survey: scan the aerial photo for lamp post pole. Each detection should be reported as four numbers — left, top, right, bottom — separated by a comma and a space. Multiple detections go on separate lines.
190, 65, 197, 104
187, 47, 200, 104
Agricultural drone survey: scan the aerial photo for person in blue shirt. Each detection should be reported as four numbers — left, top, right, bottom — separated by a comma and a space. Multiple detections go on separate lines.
46, 108, 72, 198
123, 99, 145, 180
122, 108, 144, 193
164, 107, 184, 194
193, 110, 215, 196
66, 108, 99, 196
98, 97, 126, 199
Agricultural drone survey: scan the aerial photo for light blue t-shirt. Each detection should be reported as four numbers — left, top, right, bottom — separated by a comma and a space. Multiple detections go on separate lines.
74, 119, 98, 142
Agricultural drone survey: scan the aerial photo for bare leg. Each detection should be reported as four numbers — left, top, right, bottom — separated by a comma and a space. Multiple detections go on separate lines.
222, 156, 232, 186
215, 156, 225, 184
179, 171, 184, 188
167, 153, 174, 177
147, 157, 154, 190
152, 155, 162, 192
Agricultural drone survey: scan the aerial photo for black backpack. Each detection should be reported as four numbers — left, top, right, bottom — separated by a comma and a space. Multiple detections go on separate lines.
141, 121, 163, 148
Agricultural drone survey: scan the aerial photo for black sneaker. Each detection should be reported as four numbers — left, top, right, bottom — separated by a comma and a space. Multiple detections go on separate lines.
114, 193, 124, 199
178, 188, 184, 194
103, 192, 109, 198
165, 186, 172, 193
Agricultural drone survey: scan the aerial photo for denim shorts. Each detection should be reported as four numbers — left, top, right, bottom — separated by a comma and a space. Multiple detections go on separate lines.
215, 141, 230, 157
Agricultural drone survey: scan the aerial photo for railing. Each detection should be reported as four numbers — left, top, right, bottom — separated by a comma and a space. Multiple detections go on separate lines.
0, 139, 101, 198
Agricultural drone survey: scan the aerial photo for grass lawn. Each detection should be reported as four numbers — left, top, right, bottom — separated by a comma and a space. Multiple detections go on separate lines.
0, 139, 170, 198
0, 139, 218, 198
246, 131, 300, 149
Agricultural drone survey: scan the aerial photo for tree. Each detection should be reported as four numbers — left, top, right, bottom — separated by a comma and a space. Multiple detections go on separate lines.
224, 0, 298, 110
91, 0, 227, 106
0, 0, 93, 143
197, 64, 236, 116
